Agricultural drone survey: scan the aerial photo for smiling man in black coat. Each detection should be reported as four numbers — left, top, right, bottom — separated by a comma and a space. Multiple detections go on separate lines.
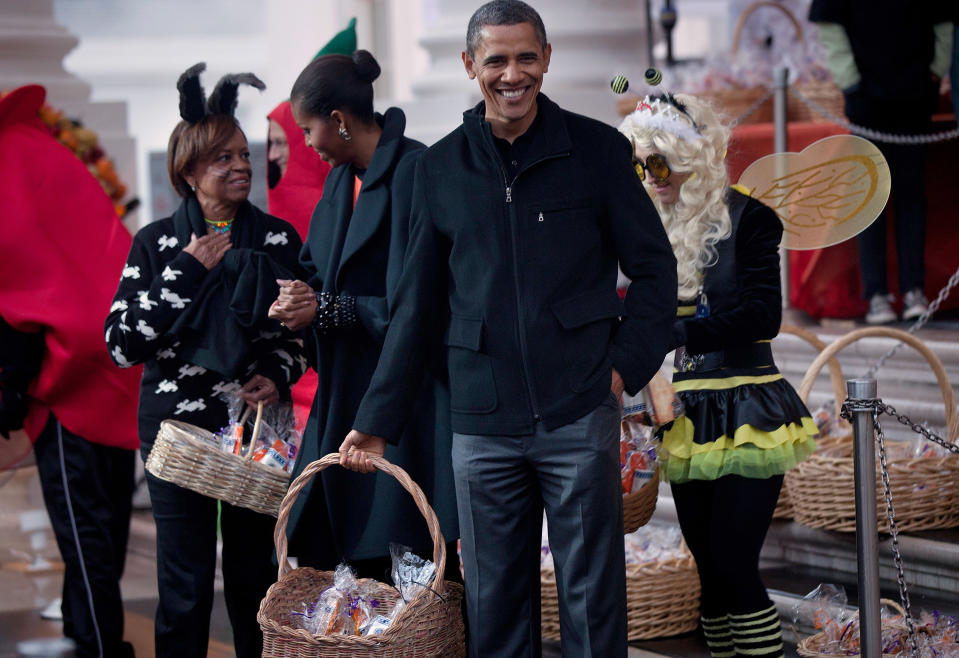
340, 1, 677, 655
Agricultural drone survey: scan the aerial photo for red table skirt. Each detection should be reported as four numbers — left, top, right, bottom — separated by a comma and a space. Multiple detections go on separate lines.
728, 120, 959, 319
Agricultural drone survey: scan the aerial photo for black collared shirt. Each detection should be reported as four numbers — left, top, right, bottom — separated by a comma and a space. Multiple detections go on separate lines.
491, 109, 544, 180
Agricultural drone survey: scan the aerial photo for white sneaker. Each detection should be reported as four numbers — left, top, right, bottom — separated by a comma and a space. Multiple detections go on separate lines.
865, 293, 897, 324
39, 597, 63, 621
902, 288, 929, 322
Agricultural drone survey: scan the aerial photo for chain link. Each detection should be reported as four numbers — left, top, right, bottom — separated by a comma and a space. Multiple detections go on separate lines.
789, 86, 959, 144
730, 85, 776, 127
872, 410, 919, 656
874, 402, 959, 455
864, 264, 959, 379
840, 397, 959, 656
840, 400, 919, 656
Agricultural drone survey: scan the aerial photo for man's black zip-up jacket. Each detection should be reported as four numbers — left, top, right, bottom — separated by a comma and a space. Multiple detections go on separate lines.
354, 94, 677, 439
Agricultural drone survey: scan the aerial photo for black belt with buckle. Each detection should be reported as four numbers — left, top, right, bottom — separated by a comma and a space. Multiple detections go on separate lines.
674, 342, 775, 373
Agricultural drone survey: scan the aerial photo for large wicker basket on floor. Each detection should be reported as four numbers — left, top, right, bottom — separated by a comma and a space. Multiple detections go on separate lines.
623, 463, 659, 534
541, 546, 701, 642
773, 324, 849, 519
797, 625, 909, 658
257, 453, 465, 658
145, 401, 289, 516
796, 599, 909, 657
790, 327, 959, 533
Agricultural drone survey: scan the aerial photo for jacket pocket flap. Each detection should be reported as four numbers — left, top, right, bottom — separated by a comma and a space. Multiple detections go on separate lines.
444, 316, 484, 351
551, 291, 623, 329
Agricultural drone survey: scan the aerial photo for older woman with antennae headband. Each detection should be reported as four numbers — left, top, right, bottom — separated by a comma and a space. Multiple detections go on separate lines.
269, 50, 460, 585
619, 94, 818, 658
106, 64, 306, 657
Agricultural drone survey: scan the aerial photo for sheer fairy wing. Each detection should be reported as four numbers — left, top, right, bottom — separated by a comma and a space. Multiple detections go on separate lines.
737, 134, 891, 250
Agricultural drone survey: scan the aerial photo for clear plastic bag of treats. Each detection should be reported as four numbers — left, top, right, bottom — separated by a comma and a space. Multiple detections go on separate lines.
251, 404, 301, 472
385, 543, 437, 624
622, 370, 684, 428
319, 563, 360, 635
620, 420, 657, 495
213, 390, 247, 454
348, 580, 386, 636
791, 582, 850, 636
811, 402, 852, 441
623, 523, 686, 564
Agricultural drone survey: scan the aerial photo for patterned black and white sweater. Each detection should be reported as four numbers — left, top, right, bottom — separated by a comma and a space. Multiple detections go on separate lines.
105, 198, 308, 449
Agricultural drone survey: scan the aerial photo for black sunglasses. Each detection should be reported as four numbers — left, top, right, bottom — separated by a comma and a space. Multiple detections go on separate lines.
632, 153, 671, 182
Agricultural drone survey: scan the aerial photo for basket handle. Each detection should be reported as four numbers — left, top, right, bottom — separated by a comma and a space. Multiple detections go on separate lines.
798, 327, 959, 443
731, 1, 804, 55
780, 324, 846, 417
272, 453, 447, 593
240, 400, 265, 462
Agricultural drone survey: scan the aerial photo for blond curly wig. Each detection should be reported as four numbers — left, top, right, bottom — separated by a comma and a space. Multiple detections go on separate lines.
619, 94, 732, 300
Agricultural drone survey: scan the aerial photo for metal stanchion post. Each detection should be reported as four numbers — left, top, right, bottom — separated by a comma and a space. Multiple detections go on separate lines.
773, 66, 788, 154
773, 66, 790, 310
848, 378, 882, 658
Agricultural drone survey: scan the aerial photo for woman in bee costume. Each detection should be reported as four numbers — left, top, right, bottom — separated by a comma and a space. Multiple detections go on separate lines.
620, 94, 818, 658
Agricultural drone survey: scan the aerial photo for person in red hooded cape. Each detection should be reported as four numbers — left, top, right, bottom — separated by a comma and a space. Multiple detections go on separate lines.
266, 18, 355, 431
0, 84, 142, 657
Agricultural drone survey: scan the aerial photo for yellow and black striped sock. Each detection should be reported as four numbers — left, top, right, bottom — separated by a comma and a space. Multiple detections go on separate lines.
701, 614, 736, 658
728, 604, 784, 657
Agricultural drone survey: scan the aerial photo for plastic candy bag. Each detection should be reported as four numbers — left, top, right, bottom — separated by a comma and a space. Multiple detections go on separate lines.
791, 583, 850, 632
620, 419, 657, 495
623, 523, 685, 564
622, 371, 684, 428
387, 543, 436, 622
295, 563, 359, 636
214, 390, 248, 454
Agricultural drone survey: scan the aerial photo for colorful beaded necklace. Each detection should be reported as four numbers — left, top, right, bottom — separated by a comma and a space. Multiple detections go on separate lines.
204, 217, 234, 234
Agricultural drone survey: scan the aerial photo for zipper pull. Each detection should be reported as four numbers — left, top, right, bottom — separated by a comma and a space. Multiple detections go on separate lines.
537, 212, 544, 222
506, 186, 512, 203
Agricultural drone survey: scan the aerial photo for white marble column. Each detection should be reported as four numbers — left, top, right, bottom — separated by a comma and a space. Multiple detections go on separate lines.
0, 0, 139, 230
399, 0, 651, 144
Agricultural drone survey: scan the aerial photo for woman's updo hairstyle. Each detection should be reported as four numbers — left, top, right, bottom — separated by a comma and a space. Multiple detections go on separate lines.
290, 50, 381, 125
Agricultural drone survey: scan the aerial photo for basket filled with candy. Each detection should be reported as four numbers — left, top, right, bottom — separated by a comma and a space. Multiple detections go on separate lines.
541, 523, 700, 641
257, 453, 465, 657
620, 371, 685, 533
791, 327, 959, 533
620, 416, 659, 534
793, 585, 959, 657
145, 396, 299, 517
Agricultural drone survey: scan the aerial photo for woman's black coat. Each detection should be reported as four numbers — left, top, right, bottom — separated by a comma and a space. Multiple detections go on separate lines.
286, 108, 457, 564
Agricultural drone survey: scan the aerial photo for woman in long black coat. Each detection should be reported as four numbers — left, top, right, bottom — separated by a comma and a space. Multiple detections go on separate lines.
270, 50, 458, 579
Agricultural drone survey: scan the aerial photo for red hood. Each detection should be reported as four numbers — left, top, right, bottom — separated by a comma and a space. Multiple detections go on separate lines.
0, 85, 142, 452
266, 101, 331, 239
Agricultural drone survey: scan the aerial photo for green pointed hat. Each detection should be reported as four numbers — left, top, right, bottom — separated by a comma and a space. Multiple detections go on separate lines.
315, 17, 357, 59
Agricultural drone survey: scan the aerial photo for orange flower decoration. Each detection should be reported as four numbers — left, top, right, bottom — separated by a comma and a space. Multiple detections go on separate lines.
33, 99, 137, 217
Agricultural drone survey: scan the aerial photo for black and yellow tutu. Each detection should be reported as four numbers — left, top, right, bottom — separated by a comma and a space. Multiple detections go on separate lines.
659, 311, 818, 484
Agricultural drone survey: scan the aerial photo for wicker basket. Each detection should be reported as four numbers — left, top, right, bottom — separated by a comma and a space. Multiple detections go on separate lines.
700, 1, 844, 125
623, 463, 659, 534
796, 599, 909, 657
772, 325, 849, 519
257, 453, 465, 657
790, 327, 959, 533
145, 401, 289, 516
541, 545, 700, 642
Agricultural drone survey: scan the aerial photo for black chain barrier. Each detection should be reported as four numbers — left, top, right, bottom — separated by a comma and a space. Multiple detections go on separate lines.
840, 398, 959, 656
